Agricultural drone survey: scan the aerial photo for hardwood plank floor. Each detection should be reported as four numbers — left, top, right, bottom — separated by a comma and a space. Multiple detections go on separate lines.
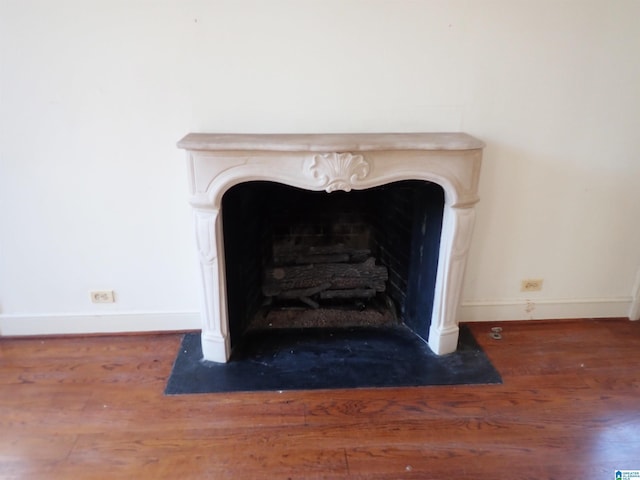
0, 318, 638, 479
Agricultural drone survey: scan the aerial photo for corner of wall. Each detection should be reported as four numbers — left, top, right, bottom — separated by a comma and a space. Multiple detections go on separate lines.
629, 267, 640, 321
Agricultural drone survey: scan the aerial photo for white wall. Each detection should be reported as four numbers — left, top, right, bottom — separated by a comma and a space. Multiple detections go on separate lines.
1, 0, 639, 335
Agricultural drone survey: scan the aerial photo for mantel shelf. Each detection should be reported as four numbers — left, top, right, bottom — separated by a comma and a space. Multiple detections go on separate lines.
177, 132, 484, 152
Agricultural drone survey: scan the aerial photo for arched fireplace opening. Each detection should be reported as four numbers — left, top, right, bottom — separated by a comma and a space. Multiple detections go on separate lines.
221, 180, 445, 351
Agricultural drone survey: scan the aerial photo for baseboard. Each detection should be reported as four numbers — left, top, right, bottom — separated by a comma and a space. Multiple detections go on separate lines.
0, 312, 201, 337
1, 296, 634, 336
459, 297, 633, 322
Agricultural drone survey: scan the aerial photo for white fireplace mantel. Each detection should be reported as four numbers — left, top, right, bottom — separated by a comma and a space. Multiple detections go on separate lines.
178, 133, 484, 362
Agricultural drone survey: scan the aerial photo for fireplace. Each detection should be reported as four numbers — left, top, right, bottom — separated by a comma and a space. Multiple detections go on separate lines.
178, 133, 484, 362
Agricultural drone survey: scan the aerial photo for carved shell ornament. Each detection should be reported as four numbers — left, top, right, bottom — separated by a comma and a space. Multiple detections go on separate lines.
307, 152, 371, 192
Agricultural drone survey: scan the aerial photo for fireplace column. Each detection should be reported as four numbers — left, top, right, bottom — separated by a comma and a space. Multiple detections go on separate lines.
193, 208, 230, 362
429, 204, 476, 354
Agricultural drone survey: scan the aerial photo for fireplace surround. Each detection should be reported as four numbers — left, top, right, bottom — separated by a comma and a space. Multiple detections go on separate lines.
178, 133, 484, 363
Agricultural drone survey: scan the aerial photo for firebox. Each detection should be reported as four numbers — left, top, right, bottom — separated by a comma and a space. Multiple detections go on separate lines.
178, 133, 484, 362
222, 180, 444, 350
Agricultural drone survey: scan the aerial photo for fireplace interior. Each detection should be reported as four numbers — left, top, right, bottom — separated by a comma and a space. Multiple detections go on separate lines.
222, 180, 445, 351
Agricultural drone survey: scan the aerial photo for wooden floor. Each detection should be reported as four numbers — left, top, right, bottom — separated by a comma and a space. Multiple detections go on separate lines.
0, 319, 638, 479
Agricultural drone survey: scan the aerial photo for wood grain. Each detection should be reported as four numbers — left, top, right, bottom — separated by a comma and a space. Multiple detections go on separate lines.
0, 318, 638, 479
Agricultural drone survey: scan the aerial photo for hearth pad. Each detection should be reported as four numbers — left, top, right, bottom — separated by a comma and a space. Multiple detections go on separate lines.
164, 324, 501, 394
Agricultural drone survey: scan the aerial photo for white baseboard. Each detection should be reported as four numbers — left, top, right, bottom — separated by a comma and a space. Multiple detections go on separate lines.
0, 296, 634, 336
458, 297, 632, 322
0, 311, 201, 337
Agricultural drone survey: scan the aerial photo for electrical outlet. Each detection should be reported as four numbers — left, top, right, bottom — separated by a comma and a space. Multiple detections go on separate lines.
91, 290, 115, 303
521, 279, 543, 292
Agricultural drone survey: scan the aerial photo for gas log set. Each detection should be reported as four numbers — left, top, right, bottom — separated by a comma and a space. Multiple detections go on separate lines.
254, 243, 395, 330
263, 244, 388, 308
